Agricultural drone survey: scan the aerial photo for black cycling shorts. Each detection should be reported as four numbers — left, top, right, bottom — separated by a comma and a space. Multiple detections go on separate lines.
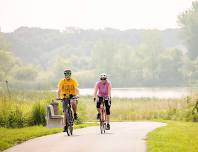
96, 96, 111, 115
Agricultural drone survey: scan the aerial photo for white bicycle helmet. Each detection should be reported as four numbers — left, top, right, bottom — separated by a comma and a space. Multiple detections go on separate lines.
100, 73, 107, 80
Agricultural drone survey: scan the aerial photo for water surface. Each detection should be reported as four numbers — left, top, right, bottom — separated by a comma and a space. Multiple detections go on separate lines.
79, 87, 191, 99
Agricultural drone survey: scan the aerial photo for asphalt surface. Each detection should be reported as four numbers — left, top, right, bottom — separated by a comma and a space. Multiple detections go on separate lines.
4, 122, 166, 152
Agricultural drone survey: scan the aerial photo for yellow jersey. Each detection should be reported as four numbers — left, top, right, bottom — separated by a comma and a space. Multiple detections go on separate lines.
58, 78, 79, 98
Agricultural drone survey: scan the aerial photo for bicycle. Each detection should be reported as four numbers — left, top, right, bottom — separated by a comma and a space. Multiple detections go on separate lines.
99, 97, 107, 134
57, 94, 79, 136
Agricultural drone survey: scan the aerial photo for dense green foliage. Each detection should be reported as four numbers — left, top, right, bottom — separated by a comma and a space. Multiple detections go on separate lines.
0, 90, 87, 128
147, 121, 198, 152
31, 102, 46, 126
1, 25, 198, 88
4, 28, 187, 88
0, 90, 50, 128
0, 27, 194, 88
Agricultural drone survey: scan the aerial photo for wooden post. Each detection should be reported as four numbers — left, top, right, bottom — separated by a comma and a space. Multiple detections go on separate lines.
5, 80, 11, 99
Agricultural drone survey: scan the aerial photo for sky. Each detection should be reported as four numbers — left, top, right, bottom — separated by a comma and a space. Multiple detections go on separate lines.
0, 0, 195, 32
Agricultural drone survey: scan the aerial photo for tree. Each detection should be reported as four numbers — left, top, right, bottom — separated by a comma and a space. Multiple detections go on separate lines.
0, 50, 16, 80
178, 1, 198, 59
13, 65, 38, 81
0, 32, 10, 51
91, 40, 117, 74
158, 48, 184, 85
112, 45, 135, 86
138, 30, 163, 85
48, 55, 71, 86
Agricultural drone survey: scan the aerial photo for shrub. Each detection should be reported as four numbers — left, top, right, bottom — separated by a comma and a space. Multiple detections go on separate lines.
6, 107, 25, 128
31, 102, 46, 126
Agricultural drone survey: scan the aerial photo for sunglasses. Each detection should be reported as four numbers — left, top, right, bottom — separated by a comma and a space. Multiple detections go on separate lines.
64, 74, 71, 77
100, 78, 106, 80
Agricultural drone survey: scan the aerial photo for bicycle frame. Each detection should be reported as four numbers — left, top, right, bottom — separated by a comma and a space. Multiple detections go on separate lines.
57, 95, 77, 136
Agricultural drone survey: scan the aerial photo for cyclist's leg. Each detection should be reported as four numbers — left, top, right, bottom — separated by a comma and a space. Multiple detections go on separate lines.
96, 97, 102, 119
62, 99, 69, 131
70, 98, 78, 119
105, 99, 111, 129
70, 98, 77, 113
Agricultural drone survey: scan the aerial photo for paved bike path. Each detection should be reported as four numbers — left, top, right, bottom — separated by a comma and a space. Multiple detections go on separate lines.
4, 122, 166, 152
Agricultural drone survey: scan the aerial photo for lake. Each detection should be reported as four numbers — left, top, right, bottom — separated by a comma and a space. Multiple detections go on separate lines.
79, 87, 192, 99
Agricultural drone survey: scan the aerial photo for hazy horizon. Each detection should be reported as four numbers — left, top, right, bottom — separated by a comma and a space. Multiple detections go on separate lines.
0, 26, 182, 34
0, 0, 195, 32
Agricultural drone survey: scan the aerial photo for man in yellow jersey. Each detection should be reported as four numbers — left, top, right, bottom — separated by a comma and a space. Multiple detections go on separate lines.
57, 68, 79, 132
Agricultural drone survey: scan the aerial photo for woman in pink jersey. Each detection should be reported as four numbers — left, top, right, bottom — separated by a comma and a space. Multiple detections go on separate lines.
93, 73, 112, 130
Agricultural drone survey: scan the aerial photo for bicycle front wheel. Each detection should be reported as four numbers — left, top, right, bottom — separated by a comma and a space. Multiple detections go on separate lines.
66, 109, 74, 136
100, 121, 106, 134
67, 125, 73, 136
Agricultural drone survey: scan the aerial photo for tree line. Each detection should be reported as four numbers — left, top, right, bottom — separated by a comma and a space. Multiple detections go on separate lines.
0, 1, 198, 89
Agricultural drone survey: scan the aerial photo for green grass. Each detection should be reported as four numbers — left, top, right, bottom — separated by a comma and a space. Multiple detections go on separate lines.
0, 122, 97, 151
0, 90, 56, 128
147, 121, 198, 152
81, 96, 191, 121
0, 126, 61, 151
1, 90, 198, 152
1, 89, 197, 126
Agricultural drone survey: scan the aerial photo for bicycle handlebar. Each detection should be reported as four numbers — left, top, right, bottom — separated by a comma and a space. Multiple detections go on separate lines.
56, 95, 79, 101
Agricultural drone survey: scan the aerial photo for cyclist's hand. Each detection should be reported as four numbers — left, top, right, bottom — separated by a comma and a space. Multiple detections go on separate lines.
93, 97, 96, 102
56, 97, 61, 100
71, 95, 79, 100
69, 94, 73, 99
